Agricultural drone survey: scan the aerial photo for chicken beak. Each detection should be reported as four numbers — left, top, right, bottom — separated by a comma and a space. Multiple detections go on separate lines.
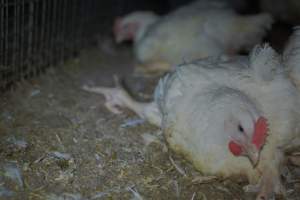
246, 145, 260, 167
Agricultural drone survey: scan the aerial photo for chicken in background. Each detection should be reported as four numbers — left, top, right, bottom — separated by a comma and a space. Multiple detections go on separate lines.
113, 0, 273, 74
82, 38, 300, 199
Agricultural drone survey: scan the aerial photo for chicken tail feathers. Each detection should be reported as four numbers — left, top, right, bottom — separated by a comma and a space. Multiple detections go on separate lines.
154, 73, 171, 112
250, 44, 282, 82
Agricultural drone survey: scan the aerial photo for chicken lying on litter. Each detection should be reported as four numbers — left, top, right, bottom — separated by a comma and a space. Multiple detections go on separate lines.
113, 0, 273, 74
83, 43, 300, 199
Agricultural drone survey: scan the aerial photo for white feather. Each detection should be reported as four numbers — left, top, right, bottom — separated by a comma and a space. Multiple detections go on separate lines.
120, 1, 273, 67
249, 44, 282, 82
152, 44, 300, 197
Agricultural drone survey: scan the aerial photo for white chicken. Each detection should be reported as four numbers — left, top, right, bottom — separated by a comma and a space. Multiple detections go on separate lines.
113, 0, 273, 74
83, 43, 300, 199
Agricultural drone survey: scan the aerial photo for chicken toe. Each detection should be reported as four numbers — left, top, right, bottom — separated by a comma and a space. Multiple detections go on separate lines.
255, 167, 285, 200
104, 101, 123, 114
243, 183, 260, 193
82, 85, 130, 113
82, 84, 162, 126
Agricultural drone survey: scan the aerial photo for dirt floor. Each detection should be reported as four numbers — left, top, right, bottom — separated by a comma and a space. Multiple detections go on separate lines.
1, 38, 300, 200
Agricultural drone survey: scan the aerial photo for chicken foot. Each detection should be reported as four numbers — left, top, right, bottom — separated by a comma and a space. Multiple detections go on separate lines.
244, 169, 284, 200
82, 81, 162, 126
244, 150, 286, 200
256, 169, 283, 200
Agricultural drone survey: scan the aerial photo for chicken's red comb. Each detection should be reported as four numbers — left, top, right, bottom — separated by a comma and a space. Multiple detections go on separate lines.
252, 116, 268, 149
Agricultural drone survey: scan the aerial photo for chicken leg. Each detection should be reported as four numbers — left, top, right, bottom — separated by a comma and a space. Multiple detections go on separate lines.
82, 84, 162, 126
134, 61, 171, 76
256, 168, 284, 200
244, 168, 285, 200
244, 148, 286, 200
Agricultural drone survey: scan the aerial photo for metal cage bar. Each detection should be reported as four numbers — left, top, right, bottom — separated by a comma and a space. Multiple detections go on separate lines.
0, 0, 108, 92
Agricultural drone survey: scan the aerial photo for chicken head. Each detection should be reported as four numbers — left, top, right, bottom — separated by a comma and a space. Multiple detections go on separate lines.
113, 11, 159, 43
113, 17, 139, 43
227, 116, 268, 166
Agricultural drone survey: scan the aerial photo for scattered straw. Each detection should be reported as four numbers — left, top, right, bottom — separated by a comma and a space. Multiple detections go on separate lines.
169, 156, 187, 177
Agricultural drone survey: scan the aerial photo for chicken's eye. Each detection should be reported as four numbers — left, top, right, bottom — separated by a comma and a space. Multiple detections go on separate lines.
238, 124, 244, 133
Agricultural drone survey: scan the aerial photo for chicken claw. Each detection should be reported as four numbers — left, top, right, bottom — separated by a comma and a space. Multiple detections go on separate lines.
244, 168, 285, 200
243, 183, 260, 194
82, 85, 130, 114
82, 80, 162, 126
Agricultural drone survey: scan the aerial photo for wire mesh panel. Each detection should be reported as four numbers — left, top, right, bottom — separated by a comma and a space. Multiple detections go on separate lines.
0, 0, 110, 92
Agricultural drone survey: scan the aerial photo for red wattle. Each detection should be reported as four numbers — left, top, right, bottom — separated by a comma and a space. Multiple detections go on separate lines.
252, 116, 268, 149
228, 141, 242, 156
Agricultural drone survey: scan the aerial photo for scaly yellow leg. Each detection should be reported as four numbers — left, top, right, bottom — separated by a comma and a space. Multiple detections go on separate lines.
134, 61, 171, 76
